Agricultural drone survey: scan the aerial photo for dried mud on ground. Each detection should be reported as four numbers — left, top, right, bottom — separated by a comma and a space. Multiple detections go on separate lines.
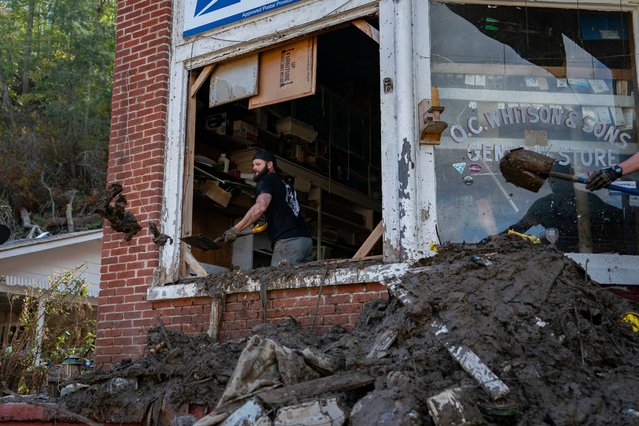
49, 238, 639, 424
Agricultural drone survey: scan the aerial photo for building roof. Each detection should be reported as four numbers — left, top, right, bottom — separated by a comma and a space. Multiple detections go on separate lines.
0, 229, 103, 259
0, 229, 103, 300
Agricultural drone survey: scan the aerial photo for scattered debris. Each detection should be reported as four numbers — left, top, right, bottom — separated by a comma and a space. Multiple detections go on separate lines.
426, 387, 483, 426
94, 183, 141, 241
150, 222, 173, 246
8, 237, 637, 425
274, 397, 348, 426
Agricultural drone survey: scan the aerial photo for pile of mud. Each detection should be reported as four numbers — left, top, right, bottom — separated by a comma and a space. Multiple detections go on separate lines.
58, 237, 639, 425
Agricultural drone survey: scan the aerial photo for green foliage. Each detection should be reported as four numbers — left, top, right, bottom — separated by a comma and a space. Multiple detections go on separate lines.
0, 265, 96, 394
0, 0, 116, 231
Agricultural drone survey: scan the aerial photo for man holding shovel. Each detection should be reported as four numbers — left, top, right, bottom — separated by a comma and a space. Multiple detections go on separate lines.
222, 151, 313, 266
586, 151, 639, 191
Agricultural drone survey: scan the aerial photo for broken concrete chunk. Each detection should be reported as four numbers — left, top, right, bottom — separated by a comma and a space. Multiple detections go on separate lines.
274, 398, 347, 426
426, 387, 483, 426
301, 347, 344, 374
218, 399, 270, 426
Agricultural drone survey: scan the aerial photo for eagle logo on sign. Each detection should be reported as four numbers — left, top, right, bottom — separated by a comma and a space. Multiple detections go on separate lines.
194, 0, 241, 17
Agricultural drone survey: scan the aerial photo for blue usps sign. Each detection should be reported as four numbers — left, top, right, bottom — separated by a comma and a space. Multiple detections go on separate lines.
184, 0, 303, 37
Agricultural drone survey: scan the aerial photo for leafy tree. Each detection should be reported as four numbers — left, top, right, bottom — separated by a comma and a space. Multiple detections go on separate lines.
0, 0, 116, 235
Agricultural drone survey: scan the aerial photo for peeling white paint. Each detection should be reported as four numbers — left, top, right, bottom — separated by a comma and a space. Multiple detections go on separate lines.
148, 263, 409, 301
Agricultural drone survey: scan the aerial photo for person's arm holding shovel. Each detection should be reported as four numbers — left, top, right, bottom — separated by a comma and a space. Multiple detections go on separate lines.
222, 193, 271, 242
586, 151, 639, 191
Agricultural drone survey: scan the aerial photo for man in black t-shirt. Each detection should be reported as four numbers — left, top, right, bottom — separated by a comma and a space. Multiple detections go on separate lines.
222, 151, 313, 266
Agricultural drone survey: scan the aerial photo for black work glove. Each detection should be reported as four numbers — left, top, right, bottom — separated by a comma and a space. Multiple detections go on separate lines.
585, 167, 622, 191
222, 227, 240, 243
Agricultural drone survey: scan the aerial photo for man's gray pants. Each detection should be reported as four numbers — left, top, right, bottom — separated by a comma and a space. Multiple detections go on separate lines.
271, 237, 314, 266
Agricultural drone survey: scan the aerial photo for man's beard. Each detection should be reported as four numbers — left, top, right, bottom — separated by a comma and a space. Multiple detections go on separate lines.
254, 167, 269, 182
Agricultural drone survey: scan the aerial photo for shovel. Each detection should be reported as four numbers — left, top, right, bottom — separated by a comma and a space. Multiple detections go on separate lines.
499, 148, 639, 195
180, 222, 267, 251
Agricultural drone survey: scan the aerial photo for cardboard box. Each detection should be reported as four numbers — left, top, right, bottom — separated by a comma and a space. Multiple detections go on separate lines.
232, 120, 258, 143
199, 180, 231, 207
276, 117, 318, 142
230, 148, 259, 173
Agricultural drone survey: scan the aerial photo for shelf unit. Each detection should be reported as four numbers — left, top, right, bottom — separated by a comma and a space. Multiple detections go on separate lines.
190, 82, 382, 270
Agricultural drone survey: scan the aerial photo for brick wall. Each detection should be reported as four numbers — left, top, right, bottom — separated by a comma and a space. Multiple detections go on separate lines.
219, 283, 388, 340
149, 283, 388, 341
95, 0, 172, 367
96, 282, 386, 368
95, 0, 388, 370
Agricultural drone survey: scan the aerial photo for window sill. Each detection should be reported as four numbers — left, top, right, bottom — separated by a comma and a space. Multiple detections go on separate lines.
147, 261, 409, 301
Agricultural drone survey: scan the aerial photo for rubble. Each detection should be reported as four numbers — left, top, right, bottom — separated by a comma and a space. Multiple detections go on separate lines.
7, 237, 639, 425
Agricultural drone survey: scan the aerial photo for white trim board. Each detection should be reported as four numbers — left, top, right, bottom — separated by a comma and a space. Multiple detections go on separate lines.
0, 230, 103, 259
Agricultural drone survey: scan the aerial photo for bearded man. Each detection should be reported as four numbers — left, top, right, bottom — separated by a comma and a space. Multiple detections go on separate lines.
222, 150, 313, 266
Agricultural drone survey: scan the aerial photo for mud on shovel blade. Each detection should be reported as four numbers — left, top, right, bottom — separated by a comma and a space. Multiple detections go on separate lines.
499, 148, 555, 193
180, 235, 224, 250
500, 147, 639, 195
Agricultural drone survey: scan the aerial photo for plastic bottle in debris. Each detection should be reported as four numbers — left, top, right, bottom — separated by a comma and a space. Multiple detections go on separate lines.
470, 255, 492, 267
218, 153, 230, 173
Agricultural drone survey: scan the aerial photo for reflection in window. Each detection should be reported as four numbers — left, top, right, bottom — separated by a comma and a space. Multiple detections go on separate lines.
430, 3, 638, 254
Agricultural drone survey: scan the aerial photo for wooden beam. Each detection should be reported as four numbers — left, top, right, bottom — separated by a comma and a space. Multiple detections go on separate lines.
352, 220, 383, 260
352, 19, 379, 44
257, 372, 374, 406
208, 296, 224, 340
183, 249, 207, 277
181, 71, 198, 277
189, 64, 215, 99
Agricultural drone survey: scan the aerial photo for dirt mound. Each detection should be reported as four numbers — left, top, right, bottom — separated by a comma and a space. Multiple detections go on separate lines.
59, 237, 639, 425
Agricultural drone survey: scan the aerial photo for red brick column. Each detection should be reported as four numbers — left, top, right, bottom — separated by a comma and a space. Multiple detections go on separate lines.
94, 0, 173, 368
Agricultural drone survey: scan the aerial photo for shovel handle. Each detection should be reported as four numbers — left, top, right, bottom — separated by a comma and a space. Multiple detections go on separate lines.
549, 171, 639, 195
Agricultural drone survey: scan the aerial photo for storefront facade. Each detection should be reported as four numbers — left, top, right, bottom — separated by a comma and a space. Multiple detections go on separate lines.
95, 0, 639, 366
430, 2, 639, 284
162, 0, 639, 281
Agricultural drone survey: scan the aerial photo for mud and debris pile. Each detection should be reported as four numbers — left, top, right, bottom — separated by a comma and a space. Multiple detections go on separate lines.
55, 237, 639, 425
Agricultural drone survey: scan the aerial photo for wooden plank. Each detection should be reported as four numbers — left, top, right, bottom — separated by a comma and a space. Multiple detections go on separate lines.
352, 220, 383, 260
181, 71, 198, 277
208, 297, 224, 340
352, 19, 380, 44
190, 64, 215, 99
431, 320, 510, 400
184, 250, 207, 277
257, 372, 374, 406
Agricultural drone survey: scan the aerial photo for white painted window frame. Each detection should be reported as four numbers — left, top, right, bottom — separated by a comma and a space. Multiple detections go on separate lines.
158, 0, 639, 287
160, 0, 383, 284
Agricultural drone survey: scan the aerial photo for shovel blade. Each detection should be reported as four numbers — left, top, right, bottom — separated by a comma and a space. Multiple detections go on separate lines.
180, 234, 223, 251
500, 148, 555, 193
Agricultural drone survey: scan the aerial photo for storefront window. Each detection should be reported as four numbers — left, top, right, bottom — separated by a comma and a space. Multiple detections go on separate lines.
431, 2, 639, 254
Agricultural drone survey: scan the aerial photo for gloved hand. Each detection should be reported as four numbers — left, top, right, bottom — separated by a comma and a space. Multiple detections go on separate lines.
222, 227, 240, 243
585, 167, 622, 191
